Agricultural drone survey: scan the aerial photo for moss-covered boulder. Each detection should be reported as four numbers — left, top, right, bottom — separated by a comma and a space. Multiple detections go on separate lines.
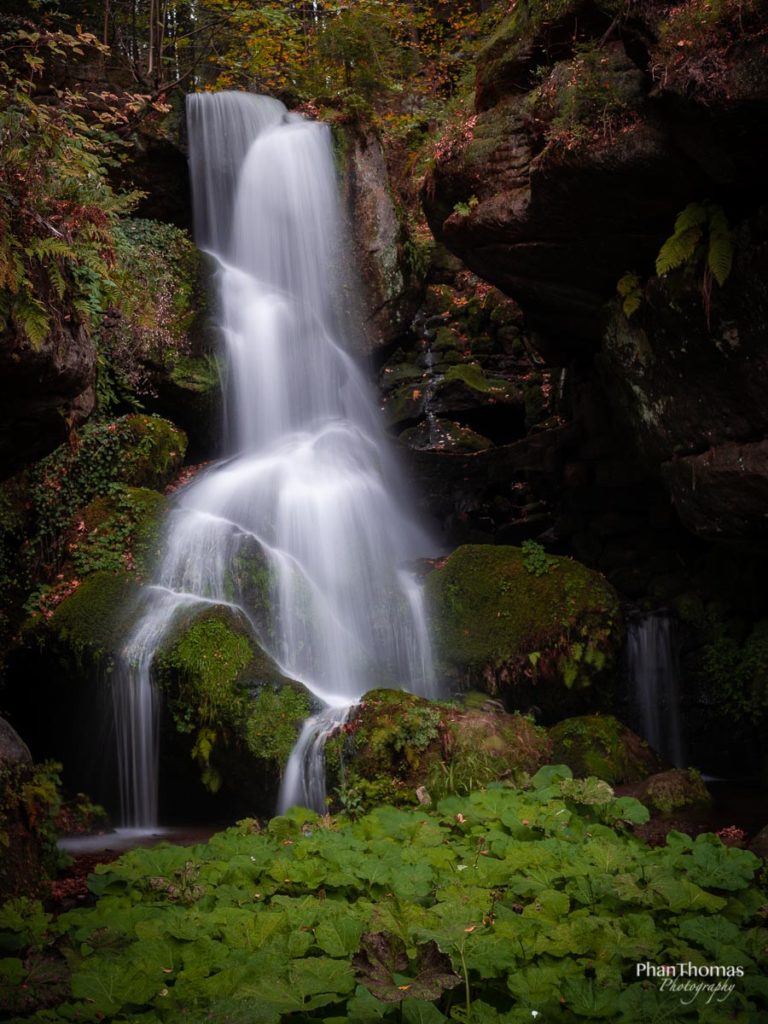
0, 722, 64, 900
425, 544, 622, 713
325, 688, 551, 813
113, 414, 187, 491
631, 768, 712, 818
154, 605, 313, 806
549, 714, 663, 786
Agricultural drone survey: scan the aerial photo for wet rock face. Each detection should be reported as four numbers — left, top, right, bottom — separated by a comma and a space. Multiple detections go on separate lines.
663, 441, 768, 540
0, 320, 95, 480
338, 127, 419, 349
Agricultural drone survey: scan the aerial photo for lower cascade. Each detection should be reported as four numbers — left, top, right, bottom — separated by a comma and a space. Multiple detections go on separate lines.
627, 611, 684, 769
113, 91, 437, 827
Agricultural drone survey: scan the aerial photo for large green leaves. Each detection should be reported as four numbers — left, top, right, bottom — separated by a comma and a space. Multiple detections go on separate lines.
6, 781, 767, 1023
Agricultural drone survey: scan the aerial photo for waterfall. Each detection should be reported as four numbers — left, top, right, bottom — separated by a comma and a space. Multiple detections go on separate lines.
627, 612, 684, 768
113, 92, 437, 826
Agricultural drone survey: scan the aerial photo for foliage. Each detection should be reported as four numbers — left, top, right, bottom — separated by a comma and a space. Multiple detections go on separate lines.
520, 540, 554, 578
700, 615, 768, 724
652, 0, 764, 101
97, 219, 204, 409
545, 41, 639, 149
0, 26, 152, 348
655, 202, 734, 289
3, 776, 767, 1021
0, 760, 68, 891
15, 414, 183, 612
154, 610, 310, 791
617, 272, 643, 318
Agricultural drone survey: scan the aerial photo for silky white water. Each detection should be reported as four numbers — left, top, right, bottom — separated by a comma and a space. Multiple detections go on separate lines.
627, 612, 684, 768
113, 92, 437, 825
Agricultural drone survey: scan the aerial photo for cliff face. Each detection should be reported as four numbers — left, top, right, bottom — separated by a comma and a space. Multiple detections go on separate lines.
423, 0, 768, 542
0, 320, 95, 479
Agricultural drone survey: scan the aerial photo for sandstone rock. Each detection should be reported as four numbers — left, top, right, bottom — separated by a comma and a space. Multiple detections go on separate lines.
662, 441, 768, 540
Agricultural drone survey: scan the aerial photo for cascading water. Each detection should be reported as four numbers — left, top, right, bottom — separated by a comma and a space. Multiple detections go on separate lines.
113, 91, 437, 826
626, 612, 684, 768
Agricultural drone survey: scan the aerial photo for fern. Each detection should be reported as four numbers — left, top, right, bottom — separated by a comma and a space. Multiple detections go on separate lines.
655, 225, 702, 276
655, 201, 734, 292
673, 202, 708, 233
616, 272, 642, 318
12, 292, 51, 348
707, 208, 734, 286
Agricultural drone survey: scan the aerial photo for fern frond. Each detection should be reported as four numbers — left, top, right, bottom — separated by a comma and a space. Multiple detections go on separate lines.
617, 272, 642, 318
46, 261, 68, 300
674, 203, 707, 234
24, 237, 77, 261
708, 231, 733, 287
13, 291, 50, 348
655, 226, 701, 276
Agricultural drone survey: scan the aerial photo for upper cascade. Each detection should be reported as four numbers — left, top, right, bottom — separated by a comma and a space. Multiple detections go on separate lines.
114, 92, 438, 825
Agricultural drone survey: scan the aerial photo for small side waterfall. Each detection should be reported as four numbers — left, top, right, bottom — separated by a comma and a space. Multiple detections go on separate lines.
627, 612, 684, 767
113, 92, 437, 825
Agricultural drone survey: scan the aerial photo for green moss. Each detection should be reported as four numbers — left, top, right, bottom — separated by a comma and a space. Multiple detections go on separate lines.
168, 355, 219, 395
643, 768, 711, 817
73, 486, 166, 580
382, 384, 426, 427
155, 606, 310, 790
433, 326, 462, 352
118, 414, 187, 491
379, 362, 423, 393
245, 685, 312, 765
43, 571, 140, 660
330, 689, 551, 813
441, 362, 517, 400
399, 419, 493, 453
549, 715, 662, 785
159, 615, 253, 724
425, 545, 621, 696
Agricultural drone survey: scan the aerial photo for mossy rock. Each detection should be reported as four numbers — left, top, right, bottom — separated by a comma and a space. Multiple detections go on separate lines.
425, 545, 622, 711
168, 355, 219, 395
0, 748, 64, 900
37, 571, 142, 663
379, 361, 424, 394
73, 486, 167, 579
116, 414, 187, 491
549, 714, 663, 785
381, 384, 426, 429
326, 688, 551, 813
154, 605, 313, 797
399, 419, 493, 453
634, 768, 711, 817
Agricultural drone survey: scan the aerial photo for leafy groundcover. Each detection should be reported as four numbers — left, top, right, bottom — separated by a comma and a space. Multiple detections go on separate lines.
1, 766, 767, 1023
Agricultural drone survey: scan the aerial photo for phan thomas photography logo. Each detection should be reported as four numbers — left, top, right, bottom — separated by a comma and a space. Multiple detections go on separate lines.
636, 961, 746, 1005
